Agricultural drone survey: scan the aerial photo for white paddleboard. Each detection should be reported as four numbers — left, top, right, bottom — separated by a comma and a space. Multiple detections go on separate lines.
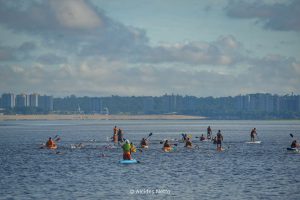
245, 141, 261, 144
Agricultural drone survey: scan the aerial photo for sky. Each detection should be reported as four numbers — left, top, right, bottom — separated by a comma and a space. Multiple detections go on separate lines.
0, 0, 299, 97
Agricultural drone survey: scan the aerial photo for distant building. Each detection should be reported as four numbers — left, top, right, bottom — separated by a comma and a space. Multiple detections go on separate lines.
162, 94, 177, 113
15, 94, 28, 108
143, 97, 154, 114
235, 95, 250, 111
1, 93, 15, 109
38, 95, 53, 111
296, 95, 300, 112
90, 97, 101, 113
29, 93, 39, 107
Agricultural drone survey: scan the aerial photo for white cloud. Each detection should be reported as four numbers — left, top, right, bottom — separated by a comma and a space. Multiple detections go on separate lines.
50, 0, 102, 29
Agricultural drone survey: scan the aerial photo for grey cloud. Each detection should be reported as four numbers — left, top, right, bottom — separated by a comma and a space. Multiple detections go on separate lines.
18, 42, 36, 51
0, 46, 14, 61
226, 0, 300, 31
0, 0, 245, 66
37, 53, 67, 65
0, 42, 36, 61
1, 53, 299, 96
0, 0, 149, 59
138, 35, 244, 65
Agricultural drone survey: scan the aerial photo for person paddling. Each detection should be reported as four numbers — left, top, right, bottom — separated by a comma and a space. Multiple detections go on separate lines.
113, 126, 118, 143
163, 140, 171, 148
140, 138, 148, 148
118, 128, 122, 142
185, 137, 192, 148
122, 140, 132, 160
250, 128, 257, 142
207, 126, 212, 139
182, 133, 187, 142
216, 130, 223, 150
46, 137, 56, 148
291, 140, 300, 148
200, 134, 205, 141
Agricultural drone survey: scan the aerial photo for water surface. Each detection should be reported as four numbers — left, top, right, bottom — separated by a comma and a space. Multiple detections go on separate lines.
1, 120, 300, 200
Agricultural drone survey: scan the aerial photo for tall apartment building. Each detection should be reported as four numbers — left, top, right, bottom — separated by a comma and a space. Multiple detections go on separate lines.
38, 95, 53, 111
1, 93, 15, 108
15, 94, 28, 108
29, 93, 39, 107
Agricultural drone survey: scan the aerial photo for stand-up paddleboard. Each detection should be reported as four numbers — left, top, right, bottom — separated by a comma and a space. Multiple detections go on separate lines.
119, 159, 139, 164
287, 147, 299, 153
245, 141, 261, 144
200, 139, 210, 142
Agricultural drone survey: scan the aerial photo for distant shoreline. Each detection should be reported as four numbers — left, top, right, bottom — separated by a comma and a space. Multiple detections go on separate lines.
0, 114, 206, 121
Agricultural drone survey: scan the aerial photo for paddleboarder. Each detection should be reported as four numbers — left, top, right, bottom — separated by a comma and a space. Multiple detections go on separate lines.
113, 126, 118, 143
122, 140, 132, 160
207, 126, 212, 139
216, 130, 223, 150
118, 128, 124, 143
250, 128, 257, 142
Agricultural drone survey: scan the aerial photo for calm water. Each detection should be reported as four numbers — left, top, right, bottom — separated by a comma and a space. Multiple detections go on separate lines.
0, 120, 300, 200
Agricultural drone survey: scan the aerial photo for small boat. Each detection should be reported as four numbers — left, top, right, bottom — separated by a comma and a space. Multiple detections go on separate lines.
287, 147, 299, 153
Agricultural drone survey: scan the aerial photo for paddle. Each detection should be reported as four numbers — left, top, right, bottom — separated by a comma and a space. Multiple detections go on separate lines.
53, 135, 61, 142
145, 132, 153, 140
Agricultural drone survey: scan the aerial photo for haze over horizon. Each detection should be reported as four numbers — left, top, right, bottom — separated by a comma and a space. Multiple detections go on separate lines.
0, 0, 299, 97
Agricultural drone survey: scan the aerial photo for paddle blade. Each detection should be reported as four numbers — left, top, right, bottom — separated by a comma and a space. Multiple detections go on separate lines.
149, 132, 153, 137
290, 133, 294, 138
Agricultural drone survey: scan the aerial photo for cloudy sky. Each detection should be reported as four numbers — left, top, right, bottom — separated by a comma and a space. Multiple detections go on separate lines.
0, 0, 299, 97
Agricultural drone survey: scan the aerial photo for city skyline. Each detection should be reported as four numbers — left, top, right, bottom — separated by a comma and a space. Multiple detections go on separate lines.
1, 92, 300, 119
0, 0, 299, 97
0, 91, 299, 99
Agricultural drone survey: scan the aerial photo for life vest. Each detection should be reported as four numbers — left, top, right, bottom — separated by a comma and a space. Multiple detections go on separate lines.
123, 143, 131, 152
46, 140, 54, 147
130, 145, 136, 153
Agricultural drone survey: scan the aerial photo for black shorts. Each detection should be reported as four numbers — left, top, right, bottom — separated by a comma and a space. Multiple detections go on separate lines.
217, 140, 221, 144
